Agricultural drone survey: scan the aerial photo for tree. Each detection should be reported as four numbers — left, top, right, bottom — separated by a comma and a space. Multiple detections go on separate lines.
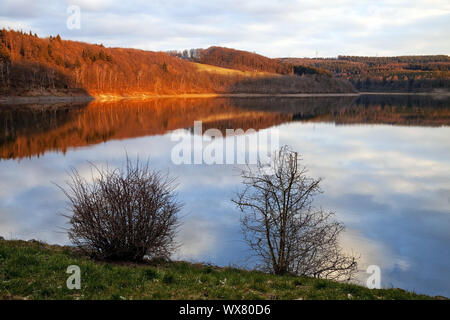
232, 146, 358, 280
0, 43, 11, 86
162, 62, 168, 73
74, 57, 81, 69
0, 43, 10, 63
59, 157, 182, 262
19, 40, 25, 57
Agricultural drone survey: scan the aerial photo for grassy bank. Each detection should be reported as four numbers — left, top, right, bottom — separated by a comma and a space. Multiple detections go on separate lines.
0, 239, 442, 300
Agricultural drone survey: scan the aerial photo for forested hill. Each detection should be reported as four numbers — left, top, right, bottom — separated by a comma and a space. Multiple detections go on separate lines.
280, 56, 450, 92
0, 29, 213, 96
168, 46, 293, 74
1, 29, 448, 96
0, 29, 355, 97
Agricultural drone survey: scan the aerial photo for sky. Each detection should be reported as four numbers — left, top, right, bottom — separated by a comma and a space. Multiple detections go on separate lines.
0, 0, 449, 58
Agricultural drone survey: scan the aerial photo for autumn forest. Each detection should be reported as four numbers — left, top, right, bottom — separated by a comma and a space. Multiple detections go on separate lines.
0, 29, 354, 97
1, 29, 448, 97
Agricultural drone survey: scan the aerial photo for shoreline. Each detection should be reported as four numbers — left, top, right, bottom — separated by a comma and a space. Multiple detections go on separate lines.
93, 92, 362, 101
0, 238, 445, 300
0, 91, 449, 105
0, 95, 95, 105
359, 91, 450, 96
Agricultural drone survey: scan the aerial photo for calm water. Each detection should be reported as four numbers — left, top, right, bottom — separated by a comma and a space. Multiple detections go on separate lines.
0, 95, 449, 296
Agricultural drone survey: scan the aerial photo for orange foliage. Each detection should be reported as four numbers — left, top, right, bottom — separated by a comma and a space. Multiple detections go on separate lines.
1, 96, 448, 160
194, 46, 293, 74
0, 29, 354, 96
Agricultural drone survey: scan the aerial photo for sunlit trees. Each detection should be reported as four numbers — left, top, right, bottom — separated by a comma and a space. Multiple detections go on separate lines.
0, 29, 356, 96
0, 42, 10, 87
194, 46, 294, 74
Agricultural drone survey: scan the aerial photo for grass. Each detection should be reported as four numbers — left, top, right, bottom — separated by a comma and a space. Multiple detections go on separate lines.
192, 62, 278, 77
0, 239, 443, 300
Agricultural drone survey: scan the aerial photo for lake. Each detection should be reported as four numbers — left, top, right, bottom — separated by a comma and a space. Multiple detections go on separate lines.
0, 94, 449, 297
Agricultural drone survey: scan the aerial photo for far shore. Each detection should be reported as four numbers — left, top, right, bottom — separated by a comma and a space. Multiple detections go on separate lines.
1, 91, 449, 105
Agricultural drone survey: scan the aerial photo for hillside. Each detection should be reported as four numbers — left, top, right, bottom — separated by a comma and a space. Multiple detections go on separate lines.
189, 46, 293, 74
0, 239, 442, 300
0, 30, 355, 97
192, 61, 277, 77
0, 29, 218, 96
281, 56, 450, 92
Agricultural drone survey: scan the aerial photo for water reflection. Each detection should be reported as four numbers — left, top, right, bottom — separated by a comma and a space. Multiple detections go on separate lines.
1, 95, 449, 160
0, 95, 449, 297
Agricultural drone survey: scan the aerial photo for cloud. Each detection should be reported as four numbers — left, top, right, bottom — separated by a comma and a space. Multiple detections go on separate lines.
175, 218, 219, 260
0, 0, 448, 56
68, 0, 113, 12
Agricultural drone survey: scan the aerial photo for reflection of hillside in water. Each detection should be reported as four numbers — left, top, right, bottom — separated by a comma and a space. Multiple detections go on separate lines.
0, 98, 290, 160
235, 95, 450, 126
0, 95, 449, 159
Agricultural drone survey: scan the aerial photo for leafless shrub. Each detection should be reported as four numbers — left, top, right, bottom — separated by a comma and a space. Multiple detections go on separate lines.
232, 146, 358, 280
59, 158, 181, 262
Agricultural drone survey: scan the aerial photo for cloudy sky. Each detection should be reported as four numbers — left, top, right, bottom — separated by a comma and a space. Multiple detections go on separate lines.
1, 0, 449, 57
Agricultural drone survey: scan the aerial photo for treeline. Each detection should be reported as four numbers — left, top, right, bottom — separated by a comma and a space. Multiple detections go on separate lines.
0, 29, 213, 95
0, 29, 355, 96
293, 65, 331, 77
168, 46, 293, 74
280, 55, 450, 92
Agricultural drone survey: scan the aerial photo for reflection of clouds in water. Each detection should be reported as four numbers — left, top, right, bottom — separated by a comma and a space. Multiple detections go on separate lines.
0, 187, 68, 244
0, 122, 449, 296
341, 230, 410, 286
266, 122, 449, 295
0, 207, 20, 239
174, 218, 218, 261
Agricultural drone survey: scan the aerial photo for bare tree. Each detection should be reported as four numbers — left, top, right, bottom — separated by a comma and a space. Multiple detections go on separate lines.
232, 146, 358, 280
59, 157, 181, 262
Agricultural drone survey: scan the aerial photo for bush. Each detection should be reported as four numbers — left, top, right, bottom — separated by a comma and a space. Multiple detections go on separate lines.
60, 158, 181, 261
